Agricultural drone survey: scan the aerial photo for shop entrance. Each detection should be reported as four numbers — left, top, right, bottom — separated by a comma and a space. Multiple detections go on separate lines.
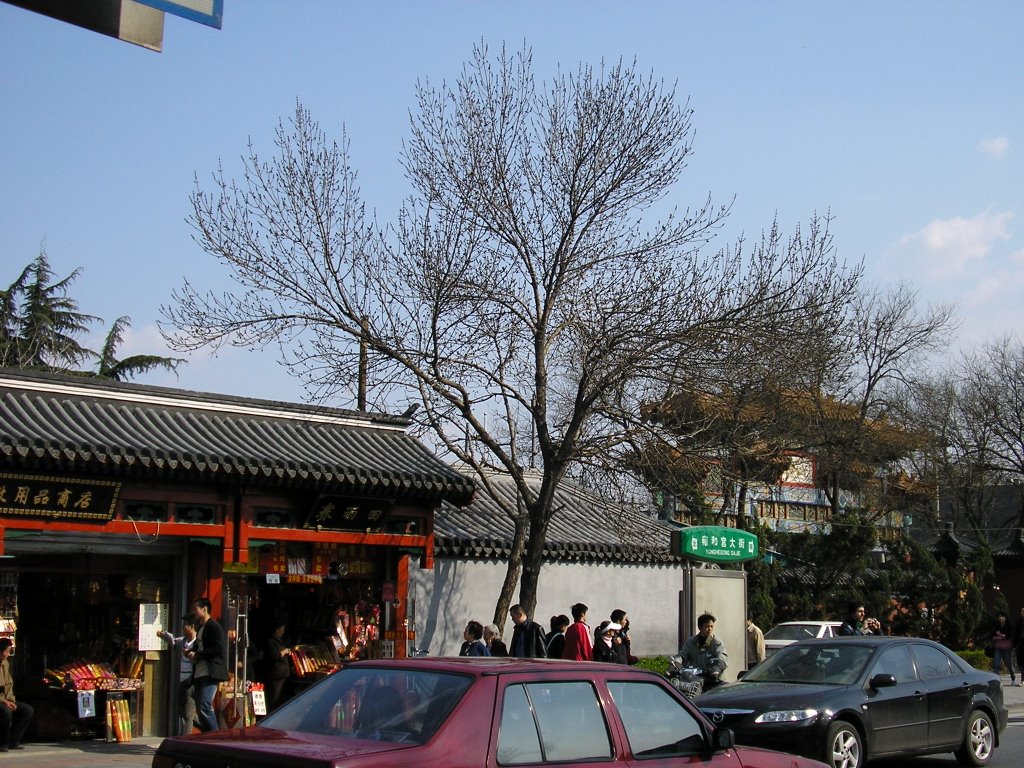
231, 541, 402, 711
2, 537, 182, 740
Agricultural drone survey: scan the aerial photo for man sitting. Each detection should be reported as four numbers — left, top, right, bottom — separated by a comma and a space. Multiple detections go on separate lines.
0, 638, 33, 751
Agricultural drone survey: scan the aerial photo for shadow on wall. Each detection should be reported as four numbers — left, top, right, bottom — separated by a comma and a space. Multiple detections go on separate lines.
418, 559, 476, 656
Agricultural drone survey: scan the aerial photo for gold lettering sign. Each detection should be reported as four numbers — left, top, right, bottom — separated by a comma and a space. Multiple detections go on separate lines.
303, 496, 394, 532
0, 473, 120, 522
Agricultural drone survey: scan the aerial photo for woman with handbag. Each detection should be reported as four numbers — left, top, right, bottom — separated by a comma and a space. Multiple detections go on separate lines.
991, 611, 1017, 686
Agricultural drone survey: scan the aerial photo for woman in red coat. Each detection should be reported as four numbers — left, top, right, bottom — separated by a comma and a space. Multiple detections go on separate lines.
561, 603, 593, 661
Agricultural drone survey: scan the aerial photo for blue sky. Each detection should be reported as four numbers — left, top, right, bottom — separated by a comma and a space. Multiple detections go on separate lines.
2, 1, 1021, 405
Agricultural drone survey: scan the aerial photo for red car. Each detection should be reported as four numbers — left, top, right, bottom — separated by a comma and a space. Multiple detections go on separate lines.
152, 657, 829, 768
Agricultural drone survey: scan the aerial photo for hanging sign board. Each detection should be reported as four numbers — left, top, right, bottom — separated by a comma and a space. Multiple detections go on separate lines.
0, 473, 120, 521
250, 689, 267, 717
138, 603, 169, 651
77, 689, 97, 718
674, 525, 759, 563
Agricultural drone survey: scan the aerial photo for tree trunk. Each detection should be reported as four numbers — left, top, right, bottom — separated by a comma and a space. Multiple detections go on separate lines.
493, 516, 527, 633
736, 481, 749, 530
517, 508, 552, 618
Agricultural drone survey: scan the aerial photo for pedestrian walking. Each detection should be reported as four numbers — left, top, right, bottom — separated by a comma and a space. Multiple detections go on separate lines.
484, 623, 508, 657
1013, 607, 1024, 682
545, 614, 570, 659
460, 620, 490, 656
991, 611, 1017, 686
509, 605, 547, 658
745, 616, 766, 668
157, 614, 199, 734
610, 609, 635, 664
561, 603, 593, 661
188, 597, 228, 732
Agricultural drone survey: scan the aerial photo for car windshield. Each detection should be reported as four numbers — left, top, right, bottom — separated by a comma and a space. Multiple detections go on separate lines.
261, 666, 473, 743
741, 643, 874, 685
764, 624, 822, 641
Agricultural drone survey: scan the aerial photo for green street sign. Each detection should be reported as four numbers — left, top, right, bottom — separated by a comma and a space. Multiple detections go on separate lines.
674, 525, 759, 563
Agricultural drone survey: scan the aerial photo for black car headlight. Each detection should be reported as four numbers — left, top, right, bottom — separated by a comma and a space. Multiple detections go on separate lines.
754, 708, 819, 724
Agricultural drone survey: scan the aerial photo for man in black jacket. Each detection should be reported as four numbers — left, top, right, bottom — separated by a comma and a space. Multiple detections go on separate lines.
509, 604, 547, 658
188, 597, 229, 731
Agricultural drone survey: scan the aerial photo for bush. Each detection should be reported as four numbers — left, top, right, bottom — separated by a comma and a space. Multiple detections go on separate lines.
956, 649, 992, 671
634, 656, 670, 676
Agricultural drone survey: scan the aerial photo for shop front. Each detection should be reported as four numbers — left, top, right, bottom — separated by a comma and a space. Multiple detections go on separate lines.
0, 368, 474, 740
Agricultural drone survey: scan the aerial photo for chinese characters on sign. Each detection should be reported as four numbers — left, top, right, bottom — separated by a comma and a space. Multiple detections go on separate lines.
302, 496, 393, 532
673, 525, 759, 563
0, 473, 120, 522
257, 542, 377, 578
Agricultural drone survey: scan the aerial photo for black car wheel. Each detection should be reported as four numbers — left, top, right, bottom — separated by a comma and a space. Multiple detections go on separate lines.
954, 709, 995, 766
823, 719, 863, 768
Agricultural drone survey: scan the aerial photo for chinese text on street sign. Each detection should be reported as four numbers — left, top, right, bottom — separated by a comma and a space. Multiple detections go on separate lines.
676, 525, 759, 563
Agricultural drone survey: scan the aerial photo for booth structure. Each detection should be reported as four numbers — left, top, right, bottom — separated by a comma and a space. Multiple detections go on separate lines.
0, 368, 474, 739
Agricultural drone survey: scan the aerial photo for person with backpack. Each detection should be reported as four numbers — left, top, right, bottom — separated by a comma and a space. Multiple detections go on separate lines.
546, 614, 570, 659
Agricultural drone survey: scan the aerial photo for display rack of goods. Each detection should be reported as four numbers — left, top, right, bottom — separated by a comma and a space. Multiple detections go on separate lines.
0, 572, 17, 641
290, 641, 342, 677
45, 660, 143, 691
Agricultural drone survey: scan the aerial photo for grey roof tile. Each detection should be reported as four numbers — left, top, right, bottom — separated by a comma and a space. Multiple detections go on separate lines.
0, 368, 473, 503
433, 470, 684, 564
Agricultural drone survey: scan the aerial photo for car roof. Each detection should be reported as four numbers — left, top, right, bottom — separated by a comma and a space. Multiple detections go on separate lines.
794, 635, 946, 647
346, 656, 648, 676
775, 621, 843, 626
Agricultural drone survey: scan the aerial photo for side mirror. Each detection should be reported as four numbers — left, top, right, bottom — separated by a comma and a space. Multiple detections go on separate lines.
712, 727, 736, 750
737, 670, 747, 680
869, 673, 897, 689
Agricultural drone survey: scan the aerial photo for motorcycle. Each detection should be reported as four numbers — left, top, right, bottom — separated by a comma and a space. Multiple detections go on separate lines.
666, 655, 705, 700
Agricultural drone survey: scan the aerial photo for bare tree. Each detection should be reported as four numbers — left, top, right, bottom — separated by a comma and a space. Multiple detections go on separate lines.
163, 43, 861, 620
902, 373, 1006, 543
791, 283, 957, 514
961, 336, 1024, 477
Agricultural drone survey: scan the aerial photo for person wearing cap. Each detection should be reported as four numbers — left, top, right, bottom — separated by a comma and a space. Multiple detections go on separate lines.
593, 620, 624, 663
610, 609, 635, 664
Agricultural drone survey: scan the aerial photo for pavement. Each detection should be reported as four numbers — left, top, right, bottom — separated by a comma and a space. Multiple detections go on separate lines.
997, 673, 1024, 716
0, 737, 164, 767
2, 680, 1023, 768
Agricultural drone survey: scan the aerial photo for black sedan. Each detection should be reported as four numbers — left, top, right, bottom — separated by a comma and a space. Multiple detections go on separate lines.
695, 636, 1007, 768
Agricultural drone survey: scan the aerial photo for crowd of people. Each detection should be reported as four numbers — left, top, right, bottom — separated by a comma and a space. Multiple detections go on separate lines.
458, 603, 637, 663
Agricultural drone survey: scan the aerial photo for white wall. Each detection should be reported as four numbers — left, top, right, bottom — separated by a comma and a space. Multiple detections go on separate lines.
409, 557, 689, 658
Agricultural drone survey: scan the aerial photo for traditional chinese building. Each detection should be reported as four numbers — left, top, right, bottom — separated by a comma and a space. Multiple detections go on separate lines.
410, 469, 719, 661
0, 367, 473, 738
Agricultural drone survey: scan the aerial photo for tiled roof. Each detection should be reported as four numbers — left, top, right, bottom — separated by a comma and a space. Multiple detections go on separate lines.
433, 470, 684, 564
0, 368, 474, 503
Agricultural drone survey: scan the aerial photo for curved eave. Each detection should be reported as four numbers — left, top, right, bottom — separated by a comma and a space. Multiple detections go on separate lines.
433, 535, 686, 565
0, 438, 473, 502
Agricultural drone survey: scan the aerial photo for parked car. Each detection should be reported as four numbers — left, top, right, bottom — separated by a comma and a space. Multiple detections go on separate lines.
695, 636, 1007, 768
152, 657, 831, 768
763, 621, 843, 657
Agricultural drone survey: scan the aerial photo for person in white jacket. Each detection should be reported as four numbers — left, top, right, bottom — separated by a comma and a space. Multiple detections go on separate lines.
158, 615, 199, 735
